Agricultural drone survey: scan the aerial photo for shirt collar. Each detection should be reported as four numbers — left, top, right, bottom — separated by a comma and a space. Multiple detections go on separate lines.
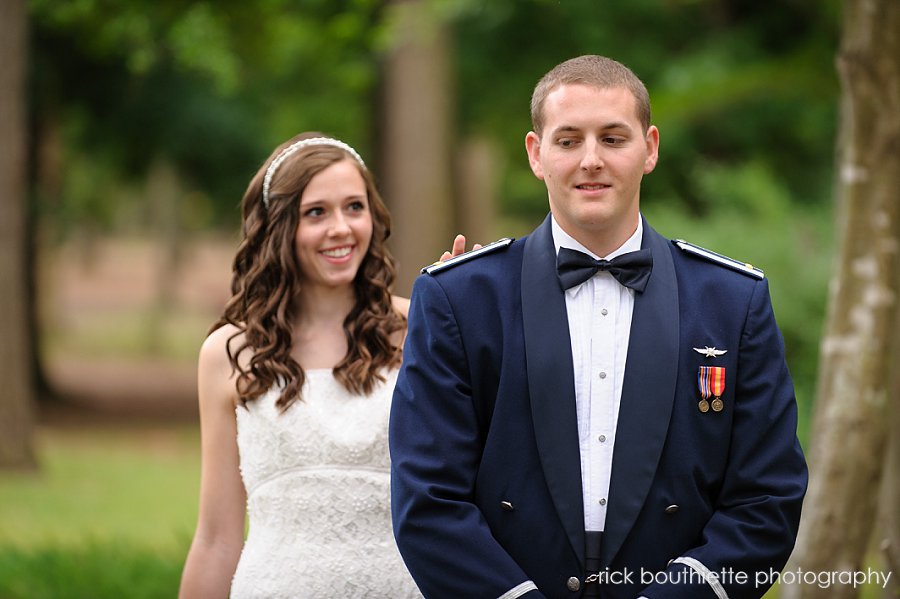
551, 214, 643, 260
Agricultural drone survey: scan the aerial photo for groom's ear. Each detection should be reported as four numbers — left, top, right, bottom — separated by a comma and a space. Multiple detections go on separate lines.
525, 132, 545, 180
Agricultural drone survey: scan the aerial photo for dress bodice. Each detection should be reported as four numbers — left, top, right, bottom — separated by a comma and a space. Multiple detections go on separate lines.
230, 369, 421, 599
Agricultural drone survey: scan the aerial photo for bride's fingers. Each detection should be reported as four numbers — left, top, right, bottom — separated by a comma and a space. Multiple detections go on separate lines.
450, 234, 466, 257
437, 234, 481, 263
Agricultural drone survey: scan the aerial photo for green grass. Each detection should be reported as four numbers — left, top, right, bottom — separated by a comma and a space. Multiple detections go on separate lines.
0, 424, 200, 598
0, 541, 185, 599
0, 425, 200, 550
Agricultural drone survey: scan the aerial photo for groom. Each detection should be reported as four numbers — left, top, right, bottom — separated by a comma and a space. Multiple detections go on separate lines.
390, 55, 807, 599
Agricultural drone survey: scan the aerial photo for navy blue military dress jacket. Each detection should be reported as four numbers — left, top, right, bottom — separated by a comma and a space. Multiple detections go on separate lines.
390, 215, 807, 599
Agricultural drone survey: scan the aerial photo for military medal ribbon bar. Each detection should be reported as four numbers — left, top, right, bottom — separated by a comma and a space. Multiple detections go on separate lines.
698, 366, 726, 412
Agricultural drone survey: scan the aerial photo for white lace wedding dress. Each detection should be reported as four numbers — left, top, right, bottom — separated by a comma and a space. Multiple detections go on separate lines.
230, 368, 422, 598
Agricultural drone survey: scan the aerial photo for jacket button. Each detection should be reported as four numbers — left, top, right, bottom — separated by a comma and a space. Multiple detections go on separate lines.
664, 504, 679, 514
500, 501, 514, 511
566, 577, 581, 591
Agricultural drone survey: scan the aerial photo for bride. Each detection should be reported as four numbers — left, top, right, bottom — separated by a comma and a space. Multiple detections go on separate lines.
179, 133, 463, 598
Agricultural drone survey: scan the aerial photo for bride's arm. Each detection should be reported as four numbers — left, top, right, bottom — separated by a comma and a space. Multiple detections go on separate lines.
179, 325, 247, 599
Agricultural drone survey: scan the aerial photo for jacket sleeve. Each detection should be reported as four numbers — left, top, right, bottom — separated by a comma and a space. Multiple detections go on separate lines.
640, 278, 808, 599
390, 274, 546, 599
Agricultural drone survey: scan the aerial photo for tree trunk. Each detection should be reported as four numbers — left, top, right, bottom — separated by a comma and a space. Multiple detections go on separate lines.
0, 0, 36, 469
781, 0, 900, 597
378, 0, 455, 296
31, 113, 65, 402
878, 363, 899, 598
877, 310, 900, 598
144, 157, 183, 355
456, 136, 500, 247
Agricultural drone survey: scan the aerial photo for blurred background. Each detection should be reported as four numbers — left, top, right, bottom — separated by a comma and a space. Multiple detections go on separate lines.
1, 0, 896, 597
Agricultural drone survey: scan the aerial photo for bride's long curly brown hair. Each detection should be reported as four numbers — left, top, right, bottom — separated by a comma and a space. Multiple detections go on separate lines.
213, 132, 406, 410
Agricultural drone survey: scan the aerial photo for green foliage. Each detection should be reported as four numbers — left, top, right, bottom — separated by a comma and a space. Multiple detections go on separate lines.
0, 424, 200, 599
0, 542, 184, 599
0, 425, 196, 598
29, 19, 267, 230
0, 426, 199, 549
28, 0, 843, 229
166, 4, 241, 94
28, 0, 386, 232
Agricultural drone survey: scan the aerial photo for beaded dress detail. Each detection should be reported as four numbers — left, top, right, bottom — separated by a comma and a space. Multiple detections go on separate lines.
230, 369, 421, 598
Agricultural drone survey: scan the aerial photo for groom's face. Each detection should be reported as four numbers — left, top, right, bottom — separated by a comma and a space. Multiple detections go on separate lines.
525, 83, 659, 254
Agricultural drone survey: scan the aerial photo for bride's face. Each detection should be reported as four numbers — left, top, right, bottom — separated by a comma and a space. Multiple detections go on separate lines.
294, 159, 373, 290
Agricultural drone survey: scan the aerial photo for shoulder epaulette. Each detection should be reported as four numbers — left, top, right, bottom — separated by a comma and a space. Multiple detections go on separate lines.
421, 237, 515, 275
672, 239, 764, 279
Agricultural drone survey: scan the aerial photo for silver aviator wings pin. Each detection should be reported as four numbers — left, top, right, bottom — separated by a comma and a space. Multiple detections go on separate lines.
693, 346, 727, 358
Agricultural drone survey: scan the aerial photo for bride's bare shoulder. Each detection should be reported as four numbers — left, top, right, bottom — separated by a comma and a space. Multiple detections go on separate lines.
391, 295, 410, 318
197, 323, 247, 408
199, 323, 247, 372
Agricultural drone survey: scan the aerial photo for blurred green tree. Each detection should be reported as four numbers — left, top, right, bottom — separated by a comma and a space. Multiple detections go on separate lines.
27, 0, 843, 231
28, 0, 389, 233
0, 0, 36, 469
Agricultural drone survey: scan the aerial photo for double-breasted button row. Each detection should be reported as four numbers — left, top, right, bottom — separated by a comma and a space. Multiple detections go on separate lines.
663, 505, 681, 568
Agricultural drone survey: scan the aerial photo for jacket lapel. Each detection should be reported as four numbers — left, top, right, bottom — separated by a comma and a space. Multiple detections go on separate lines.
601, 219, 680, 567
521, 215, 585, 566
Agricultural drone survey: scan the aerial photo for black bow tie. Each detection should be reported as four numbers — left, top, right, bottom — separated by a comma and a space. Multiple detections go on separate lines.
556, 247, 653, 292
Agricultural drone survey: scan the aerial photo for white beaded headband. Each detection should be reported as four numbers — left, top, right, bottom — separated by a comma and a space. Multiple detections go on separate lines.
261, 137, 366, 208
